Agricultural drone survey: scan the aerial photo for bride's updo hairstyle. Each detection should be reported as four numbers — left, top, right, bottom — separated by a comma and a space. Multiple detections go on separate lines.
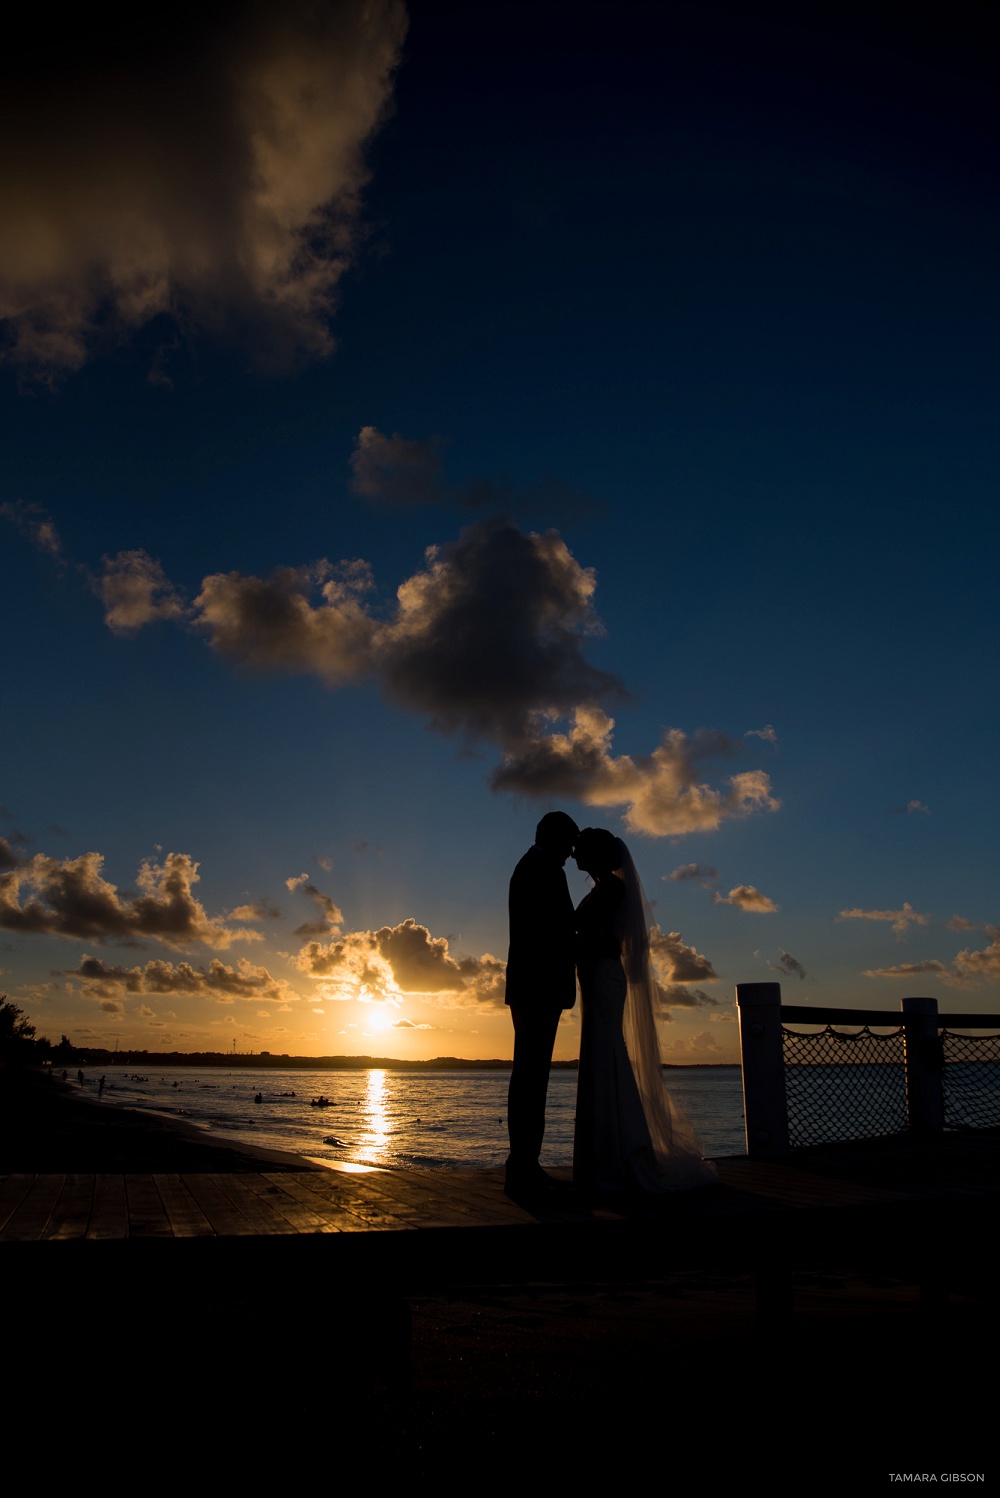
575, 827, 623, 875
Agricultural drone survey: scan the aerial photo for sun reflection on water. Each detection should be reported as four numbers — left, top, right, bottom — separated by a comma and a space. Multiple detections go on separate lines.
357, 1067, 391, 1164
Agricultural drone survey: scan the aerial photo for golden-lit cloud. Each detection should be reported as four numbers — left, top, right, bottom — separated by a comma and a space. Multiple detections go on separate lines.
0, 850, 258, 947
294, 916, 505, 1003
648, 927, 719, 1010
0, 3, 407, 374
953, 928, 1000, 982
863, 959, 949, 980
493, 707, 780, 837
71, 953, 294, 1002
838, 902, 930, 939
97, 550, 186, 635
194, 560, 376, 683
713, 884, 779, 913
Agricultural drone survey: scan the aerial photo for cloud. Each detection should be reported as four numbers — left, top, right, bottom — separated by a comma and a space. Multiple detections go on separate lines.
293, 916, 505, 1004
0, 850, 257, 947
493, 707, 780, 837
889, 799, 931, 815
71, 953, 294, 1003
713, 884, 779, 913
745, 725, 776, 744
838, 902, 930, 939
0, 501, 63, 560
376, 521, 621, 743
0, 838, 25, 871
649, 927, 718, 986
98, 1000, 125, 1016
953, 927, 1000, 983
350, 427, 445, 506
685, 1030, 721, 1053
229, 898, 281, 922
667, 863, 719, 885
770, 950, 807, 981
391, 1017, 434, 1029
194, 559, 376, 685
315, 855, 334, 873
658, 983, 718, 1010
0, 2, 407, 376
97, 550, 186, 634
863, 959, 949, 979
946, 915, 976, 931
289, 881, 344, 938
349, 426, 600, 516
94, 517, 779, 839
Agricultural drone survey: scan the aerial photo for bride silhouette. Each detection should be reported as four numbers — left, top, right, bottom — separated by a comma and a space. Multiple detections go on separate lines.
572, 827, 716, 1195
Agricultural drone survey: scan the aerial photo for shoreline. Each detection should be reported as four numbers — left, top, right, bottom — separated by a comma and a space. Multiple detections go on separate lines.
0, 1067, 325, 1174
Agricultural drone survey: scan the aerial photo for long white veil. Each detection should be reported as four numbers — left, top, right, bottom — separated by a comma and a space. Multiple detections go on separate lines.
615, 838, 717, 1188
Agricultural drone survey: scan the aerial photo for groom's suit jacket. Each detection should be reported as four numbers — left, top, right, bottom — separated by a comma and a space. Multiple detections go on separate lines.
504, 844, 577, 1011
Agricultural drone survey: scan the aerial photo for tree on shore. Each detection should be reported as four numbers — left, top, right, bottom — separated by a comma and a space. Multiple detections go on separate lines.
0, 997, 49, 1066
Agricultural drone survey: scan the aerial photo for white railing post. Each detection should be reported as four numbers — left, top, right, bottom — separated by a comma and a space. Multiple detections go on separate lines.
737, 982, 789, 1159
902, 996, 944, 1135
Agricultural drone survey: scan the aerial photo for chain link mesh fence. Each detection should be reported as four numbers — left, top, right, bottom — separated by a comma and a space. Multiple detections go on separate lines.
941, 1029, 1000, 1130
781, 1025, 907, 1147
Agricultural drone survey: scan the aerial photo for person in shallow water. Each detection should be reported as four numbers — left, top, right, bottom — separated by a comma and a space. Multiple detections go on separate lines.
503, 810, 579, 1199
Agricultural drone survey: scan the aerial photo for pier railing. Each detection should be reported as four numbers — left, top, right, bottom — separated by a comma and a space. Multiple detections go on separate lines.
736, 983, 1000, 1158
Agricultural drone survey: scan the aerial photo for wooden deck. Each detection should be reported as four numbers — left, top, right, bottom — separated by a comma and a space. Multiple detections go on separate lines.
4, 1130, 998, 1294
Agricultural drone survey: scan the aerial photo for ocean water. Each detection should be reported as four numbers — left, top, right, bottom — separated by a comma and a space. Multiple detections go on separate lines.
82, 1065, 747, 1169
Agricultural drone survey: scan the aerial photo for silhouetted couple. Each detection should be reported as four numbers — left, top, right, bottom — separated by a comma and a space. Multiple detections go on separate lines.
504, 811, 714, 1201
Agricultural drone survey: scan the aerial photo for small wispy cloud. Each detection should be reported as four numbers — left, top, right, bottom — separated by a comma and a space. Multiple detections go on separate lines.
769, 950, 807, 981
712, 884, 778, 913
838, 902, 930, 940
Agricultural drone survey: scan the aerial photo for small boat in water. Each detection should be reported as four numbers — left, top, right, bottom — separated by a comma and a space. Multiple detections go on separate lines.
310, 1095, 333, 1107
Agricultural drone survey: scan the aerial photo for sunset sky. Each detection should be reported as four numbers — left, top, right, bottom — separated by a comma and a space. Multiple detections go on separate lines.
2, 2, 997, 1062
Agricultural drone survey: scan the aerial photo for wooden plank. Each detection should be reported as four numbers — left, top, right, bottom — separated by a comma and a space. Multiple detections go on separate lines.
87, 1175, 129, 1240
291, 1169, 451, 1230
154, 1175, 216, 1238
0, 1175, 65, 1241
209, 1175, 299, 1236
0, 1175, 38, 1233
180, 1175, 258, 1236
236, 1172, 342, 1234
125, 1174, 174, 1238
41, 1174, 95, 1240
258, 1171, 374, 1232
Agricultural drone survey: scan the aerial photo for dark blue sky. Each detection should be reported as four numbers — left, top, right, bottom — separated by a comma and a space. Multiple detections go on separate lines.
2, 1, 997, 1056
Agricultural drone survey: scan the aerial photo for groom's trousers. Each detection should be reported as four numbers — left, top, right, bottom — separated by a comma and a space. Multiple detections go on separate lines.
507, 1004, 562, 1169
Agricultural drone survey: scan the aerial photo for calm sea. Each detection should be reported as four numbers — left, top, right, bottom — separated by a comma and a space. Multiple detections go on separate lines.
82, 1065, 747, 1168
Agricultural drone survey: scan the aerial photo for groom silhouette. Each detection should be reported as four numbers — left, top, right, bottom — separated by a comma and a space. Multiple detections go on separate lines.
504, 810, 579, 1197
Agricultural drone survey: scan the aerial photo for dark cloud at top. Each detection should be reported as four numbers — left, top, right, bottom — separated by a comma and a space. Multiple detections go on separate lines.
0, 1, 407, 375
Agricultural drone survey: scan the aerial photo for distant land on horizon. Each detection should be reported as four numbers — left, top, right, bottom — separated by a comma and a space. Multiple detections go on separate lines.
50, 1048, 741, 1071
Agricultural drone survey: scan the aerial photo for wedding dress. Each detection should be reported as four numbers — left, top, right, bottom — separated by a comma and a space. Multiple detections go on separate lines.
573, 841, 716, 1194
